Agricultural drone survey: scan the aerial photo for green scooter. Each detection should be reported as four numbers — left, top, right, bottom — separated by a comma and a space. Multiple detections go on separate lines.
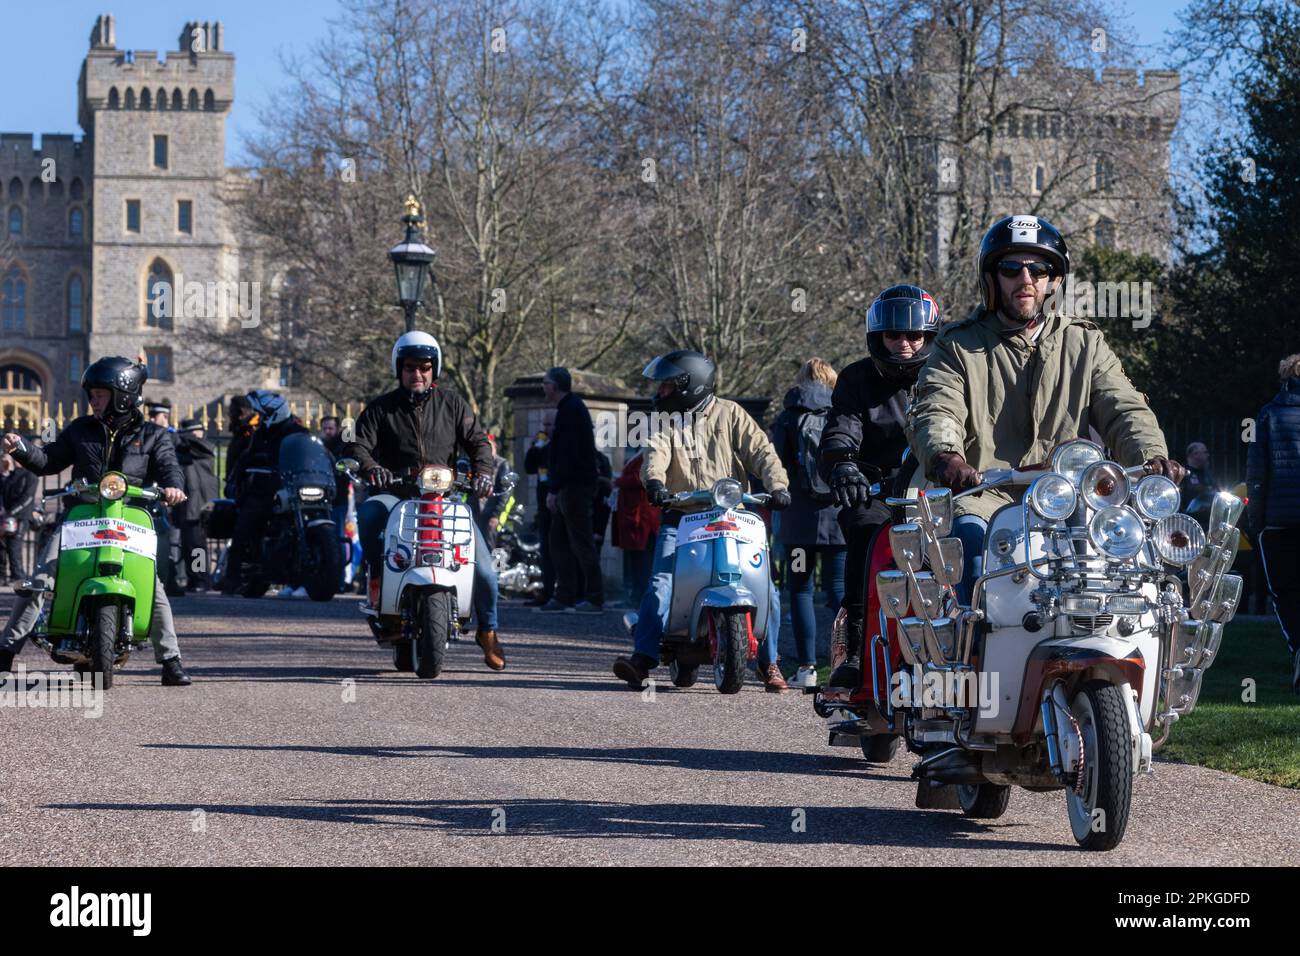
31, 472, 162, 689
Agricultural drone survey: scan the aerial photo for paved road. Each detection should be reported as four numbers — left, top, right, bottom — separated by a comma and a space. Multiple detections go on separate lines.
1, 591, 1297, 866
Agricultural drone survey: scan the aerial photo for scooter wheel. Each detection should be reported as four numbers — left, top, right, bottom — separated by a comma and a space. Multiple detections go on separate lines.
860, 734, 902, 763
957, 782, 1011, 818
393, 642, 415, 672
669, 659, 699, 688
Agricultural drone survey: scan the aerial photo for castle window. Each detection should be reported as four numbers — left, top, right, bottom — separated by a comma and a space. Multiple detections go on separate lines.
187, 89, 198, 110
1007, 115, 1018, 137
1050, 116, 1061, 138
108, 87, 120, 109
177, 200, 192, 234
145, 348, 174, 383
49, 179, 63, 198
2, 270, 26, 333
1094, 217, 1116, 249
992, 155, 1012, 192
203, 89, 215, 111
146, 259, 174, 330
29, 176, 43, 199
69, 353, 84, 383
1034, 165, 1045, 193
7, 206, 21, 237
172, 88, 183, 110
140, 88, 151, 110
125, 199, 141, 233
154, 135, 169, 169
157, 87, 167, 110
69, 207, 84, 240
8, 177, 22, 200
68, 276, 84, 332
70, 178, 84, 200
1095, 155, 1114, 193
125, 88, 135, 110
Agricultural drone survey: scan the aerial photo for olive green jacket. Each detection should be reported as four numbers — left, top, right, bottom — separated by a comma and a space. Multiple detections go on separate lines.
906, 309, 1167, 520
641, 397, 789, 496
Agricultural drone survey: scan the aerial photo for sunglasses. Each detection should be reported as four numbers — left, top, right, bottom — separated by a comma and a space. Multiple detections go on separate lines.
996, 259, 1054, 280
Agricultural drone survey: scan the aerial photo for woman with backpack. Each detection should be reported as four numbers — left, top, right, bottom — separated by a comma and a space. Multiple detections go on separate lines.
817, 285, 940, 690
769, 358, 847, 688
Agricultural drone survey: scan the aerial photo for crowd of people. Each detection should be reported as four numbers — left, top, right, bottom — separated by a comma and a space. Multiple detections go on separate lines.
1, 211, 1298, 695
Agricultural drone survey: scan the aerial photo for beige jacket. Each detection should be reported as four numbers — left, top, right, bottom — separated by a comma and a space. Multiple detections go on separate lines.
907, 309, 1168, 520
641, 397, 789, 496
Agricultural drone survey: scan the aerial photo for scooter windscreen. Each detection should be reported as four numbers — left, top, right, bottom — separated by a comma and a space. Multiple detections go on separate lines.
278, 433, 337, 502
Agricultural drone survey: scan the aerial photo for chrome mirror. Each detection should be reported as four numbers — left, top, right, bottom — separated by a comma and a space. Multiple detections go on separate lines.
910, 571, 944, 619
1171, 618, 1206, 669
335, 457, 359, 474
928, 616, 957, 661
930, 537, 964, 590
1207, 574, 1243, 624
1207, 492, 1244, 547
898, 617, 929, 665
889, 523, 926, 574
1167, 666, 1204, 715
1196, 621, 1225, 668
876, 570, 910, 620
919, 488, 953, 537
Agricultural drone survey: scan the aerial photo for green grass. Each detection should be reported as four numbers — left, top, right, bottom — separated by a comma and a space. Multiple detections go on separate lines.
1159, 618, 1300, 789
813, 619, 1299, 788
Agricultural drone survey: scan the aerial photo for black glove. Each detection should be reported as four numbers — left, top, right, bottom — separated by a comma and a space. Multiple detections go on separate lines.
365, 466, 394, 489
1144, 456, 1187, 485
829, 462, 872, 509
768, 488, 792, 511
645, 479, 669, 506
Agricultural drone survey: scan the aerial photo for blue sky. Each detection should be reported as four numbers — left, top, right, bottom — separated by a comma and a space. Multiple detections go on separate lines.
0, 0, 1193, 166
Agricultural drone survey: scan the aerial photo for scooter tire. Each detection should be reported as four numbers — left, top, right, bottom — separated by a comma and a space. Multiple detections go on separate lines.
1067, 681, 1134, 851
669, 659, 699, 688
713, 609, 748, 695
414, 590, 452, 679
91, 601, 117, 691
957, 782, 1011, 818
861, 734, 902, 763
393, 641, 415, 672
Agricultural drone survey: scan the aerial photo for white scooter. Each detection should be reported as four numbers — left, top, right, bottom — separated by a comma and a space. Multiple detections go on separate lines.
337, 459, 481, 678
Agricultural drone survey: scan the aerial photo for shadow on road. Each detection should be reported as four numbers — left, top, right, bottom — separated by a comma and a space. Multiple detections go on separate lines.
137, 741, 914, 781
42, 796, 1052, 850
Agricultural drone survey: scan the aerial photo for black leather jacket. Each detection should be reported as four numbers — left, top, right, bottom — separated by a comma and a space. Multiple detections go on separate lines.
11, 413, 184, 490
817, 357, 912, 483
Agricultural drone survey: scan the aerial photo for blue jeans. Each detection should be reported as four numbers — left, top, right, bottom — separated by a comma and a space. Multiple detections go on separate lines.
786, 545, 846, 665
631, 525, 780, 667
622, 546, 654, 607
951, 514, 988, 606
358, 496, 498, 631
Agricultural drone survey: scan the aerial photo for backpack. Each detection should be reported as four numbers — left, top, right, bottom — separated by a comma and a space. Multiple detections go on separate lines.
794, 408, 832, 502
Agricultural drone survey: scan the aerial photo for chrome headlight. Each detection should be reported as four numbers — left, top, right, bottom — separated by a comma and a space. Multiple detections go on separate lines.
1152, 514, 1206, 567
1207, 492, 1245, 547
1134, 475, 1180, 520
711, 478, 744, 510
1050, 440, 1104, 487
297, 486, 326, 501
1079, 460, 1130, 511
1087, 506, 1146, 560
99, 474, 127, 500
1028, 473, 1077, 520
419, 465, 454, 494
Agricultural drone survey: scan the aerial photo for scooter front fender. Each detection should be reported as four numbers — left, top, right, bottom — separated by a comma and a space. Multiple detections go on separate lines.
688, 586, 757, 643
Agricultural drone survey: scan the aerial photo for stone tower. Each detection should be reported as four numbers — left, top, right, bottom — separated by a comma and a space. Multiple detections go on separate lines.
78, 14, 249, 416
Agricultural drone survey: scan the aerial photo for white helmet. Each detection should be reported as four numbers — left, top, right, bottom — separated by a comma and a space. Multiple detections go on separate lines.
391, 330, 442, 379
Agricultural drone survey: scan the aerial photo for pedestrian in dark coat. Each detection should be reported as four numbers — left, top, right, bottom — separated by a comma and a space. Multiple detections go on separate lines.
1245, 354, 1300, 692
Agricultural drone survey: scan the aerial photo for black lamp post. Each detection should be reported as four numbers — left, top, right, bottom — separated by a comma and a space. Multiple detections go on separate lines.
388, 194, 436, 332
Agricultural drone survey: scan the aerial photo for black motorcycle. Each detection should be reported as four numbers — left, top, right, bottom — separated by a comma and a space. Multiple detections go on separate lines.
206, 433, 342, 601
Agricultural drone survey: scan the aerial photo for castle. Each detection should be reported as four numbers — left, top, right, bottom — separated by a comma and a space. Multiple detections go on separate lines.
0, 14, 270, 431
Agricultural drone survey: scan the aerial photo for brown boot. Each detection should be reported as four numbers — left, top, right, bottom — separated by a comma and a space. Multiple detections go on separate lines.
475, 629, 506, 671
760, 662, 788, 694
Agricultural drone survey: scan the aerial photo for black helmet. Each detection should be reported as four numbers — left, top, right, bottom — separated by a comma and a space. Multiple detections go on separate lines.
977, 214, 1069, 311
81, 356, 147, 427
866, 284, 940, 385
642, 350, 717, 414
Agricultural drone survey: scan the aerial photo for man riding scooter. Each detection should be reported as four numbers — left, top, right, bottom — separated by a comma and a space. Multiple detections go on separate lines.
612, 349, 793, 692
907, 214, 1184, 593
223, 390, 308, 596
0, 357, 191, 684
818, 284, 940, 689
344, 331, 506, 671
